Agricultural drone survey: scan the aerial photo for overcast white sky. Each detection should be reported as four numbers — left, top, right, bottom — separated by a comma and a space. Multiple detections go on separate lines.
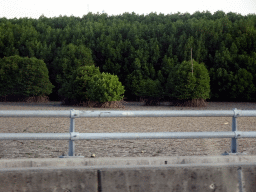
0, 0, 255, 19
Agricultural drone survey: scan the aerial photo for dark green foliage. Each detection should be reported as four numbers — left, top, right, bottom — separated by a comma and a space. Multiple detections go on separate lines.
126, 69, 143, 98
56, 43, 94, 81
0, 22, 19, 57
210, 67, 256, 101
136, 78, 163, 98
233, 68, 255, 101
1, 12, 256, 102
86, 72, 125, 102
209, 68, 234, 100
58, 65, 101, 102
166, 60, 210, 100
0, 55, 54, 97
55, 43, 95, 99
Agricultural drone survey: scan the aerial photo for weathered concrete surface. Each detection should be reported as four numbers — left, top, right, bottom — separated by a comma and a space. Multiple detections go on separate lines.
241, 166, 256, 191
99, 164, 241, 192
0, 167, 98, 192
1, 156, 256, 192
2, 163, 256, 192
0, 155, 256, 168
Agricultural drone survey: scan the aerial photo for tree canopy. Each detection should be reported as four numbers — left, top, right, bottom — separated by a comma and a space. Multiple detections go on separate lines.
0, 11, 256, 101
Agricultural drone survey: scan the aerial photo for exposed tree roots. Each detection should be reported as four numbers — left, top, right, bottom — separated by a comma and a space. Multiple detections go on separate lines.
0, 95, 207, 108
0, 95, 50, 103
141, 96, 162, 106
61, 98, 126, 109
171, 98, 207, 107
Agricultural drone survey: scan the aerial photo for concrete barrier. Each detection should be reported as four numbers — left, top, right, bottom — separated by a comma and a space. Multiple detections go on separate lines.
0, 155, 255, 168
0, 167, 98, 192
1, 156, 256, 191
99, 164, 240, 192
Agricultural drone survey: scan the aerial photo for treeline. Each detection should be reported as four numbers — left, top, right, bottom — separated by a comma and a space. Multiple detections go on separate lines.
0, 10, 256, 102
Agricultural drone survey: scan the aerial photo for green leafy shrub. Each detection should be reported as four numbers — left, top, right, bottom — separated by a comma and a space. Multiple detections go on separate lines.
232, 68, 256, 101
137, 78, 164, 105
138, 78, 163, 98
0, 55, 54, 97
54, 43, 95, 98
58, 65, 101, 102
86, 72, 125, 102
210, 67, 255, 101
166, 60, 210, 100
126, 68, 164, 104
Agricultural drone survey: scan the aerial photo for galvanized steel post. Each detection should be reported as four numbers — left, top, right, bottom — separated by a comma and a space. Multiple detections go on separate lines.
231, 108, 239, 153
60, 109, 83, 158
68, 109, 75, 156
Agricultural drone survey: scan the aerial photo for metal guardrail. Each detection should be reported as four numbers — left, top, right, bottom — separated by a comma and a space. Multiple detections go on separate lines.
0, 108, 256, 158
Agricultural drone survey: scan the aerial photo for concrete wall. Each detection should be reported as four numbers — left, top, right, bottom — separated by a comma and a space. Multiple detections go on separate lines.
1, 156, 256, 191
0, 167, 97, 192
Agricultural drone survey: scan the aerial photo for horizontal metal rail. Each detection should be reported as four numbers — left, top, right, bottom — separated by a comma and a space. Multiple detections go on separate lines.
1, 131, 256, 140
0, 108, 255, 157
1, 109, 256, 118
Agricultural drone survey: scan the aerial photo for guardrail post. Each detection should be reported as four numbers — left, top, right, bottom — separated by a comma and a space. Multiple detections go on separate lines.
59, 109, 83, 158
231, 108, 239, 154
68, 112, 75, 156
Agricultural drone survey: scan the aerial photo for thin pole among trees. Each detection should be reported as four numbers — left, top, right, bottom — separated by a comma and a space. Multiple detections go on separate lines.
191, 48, 193, 76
